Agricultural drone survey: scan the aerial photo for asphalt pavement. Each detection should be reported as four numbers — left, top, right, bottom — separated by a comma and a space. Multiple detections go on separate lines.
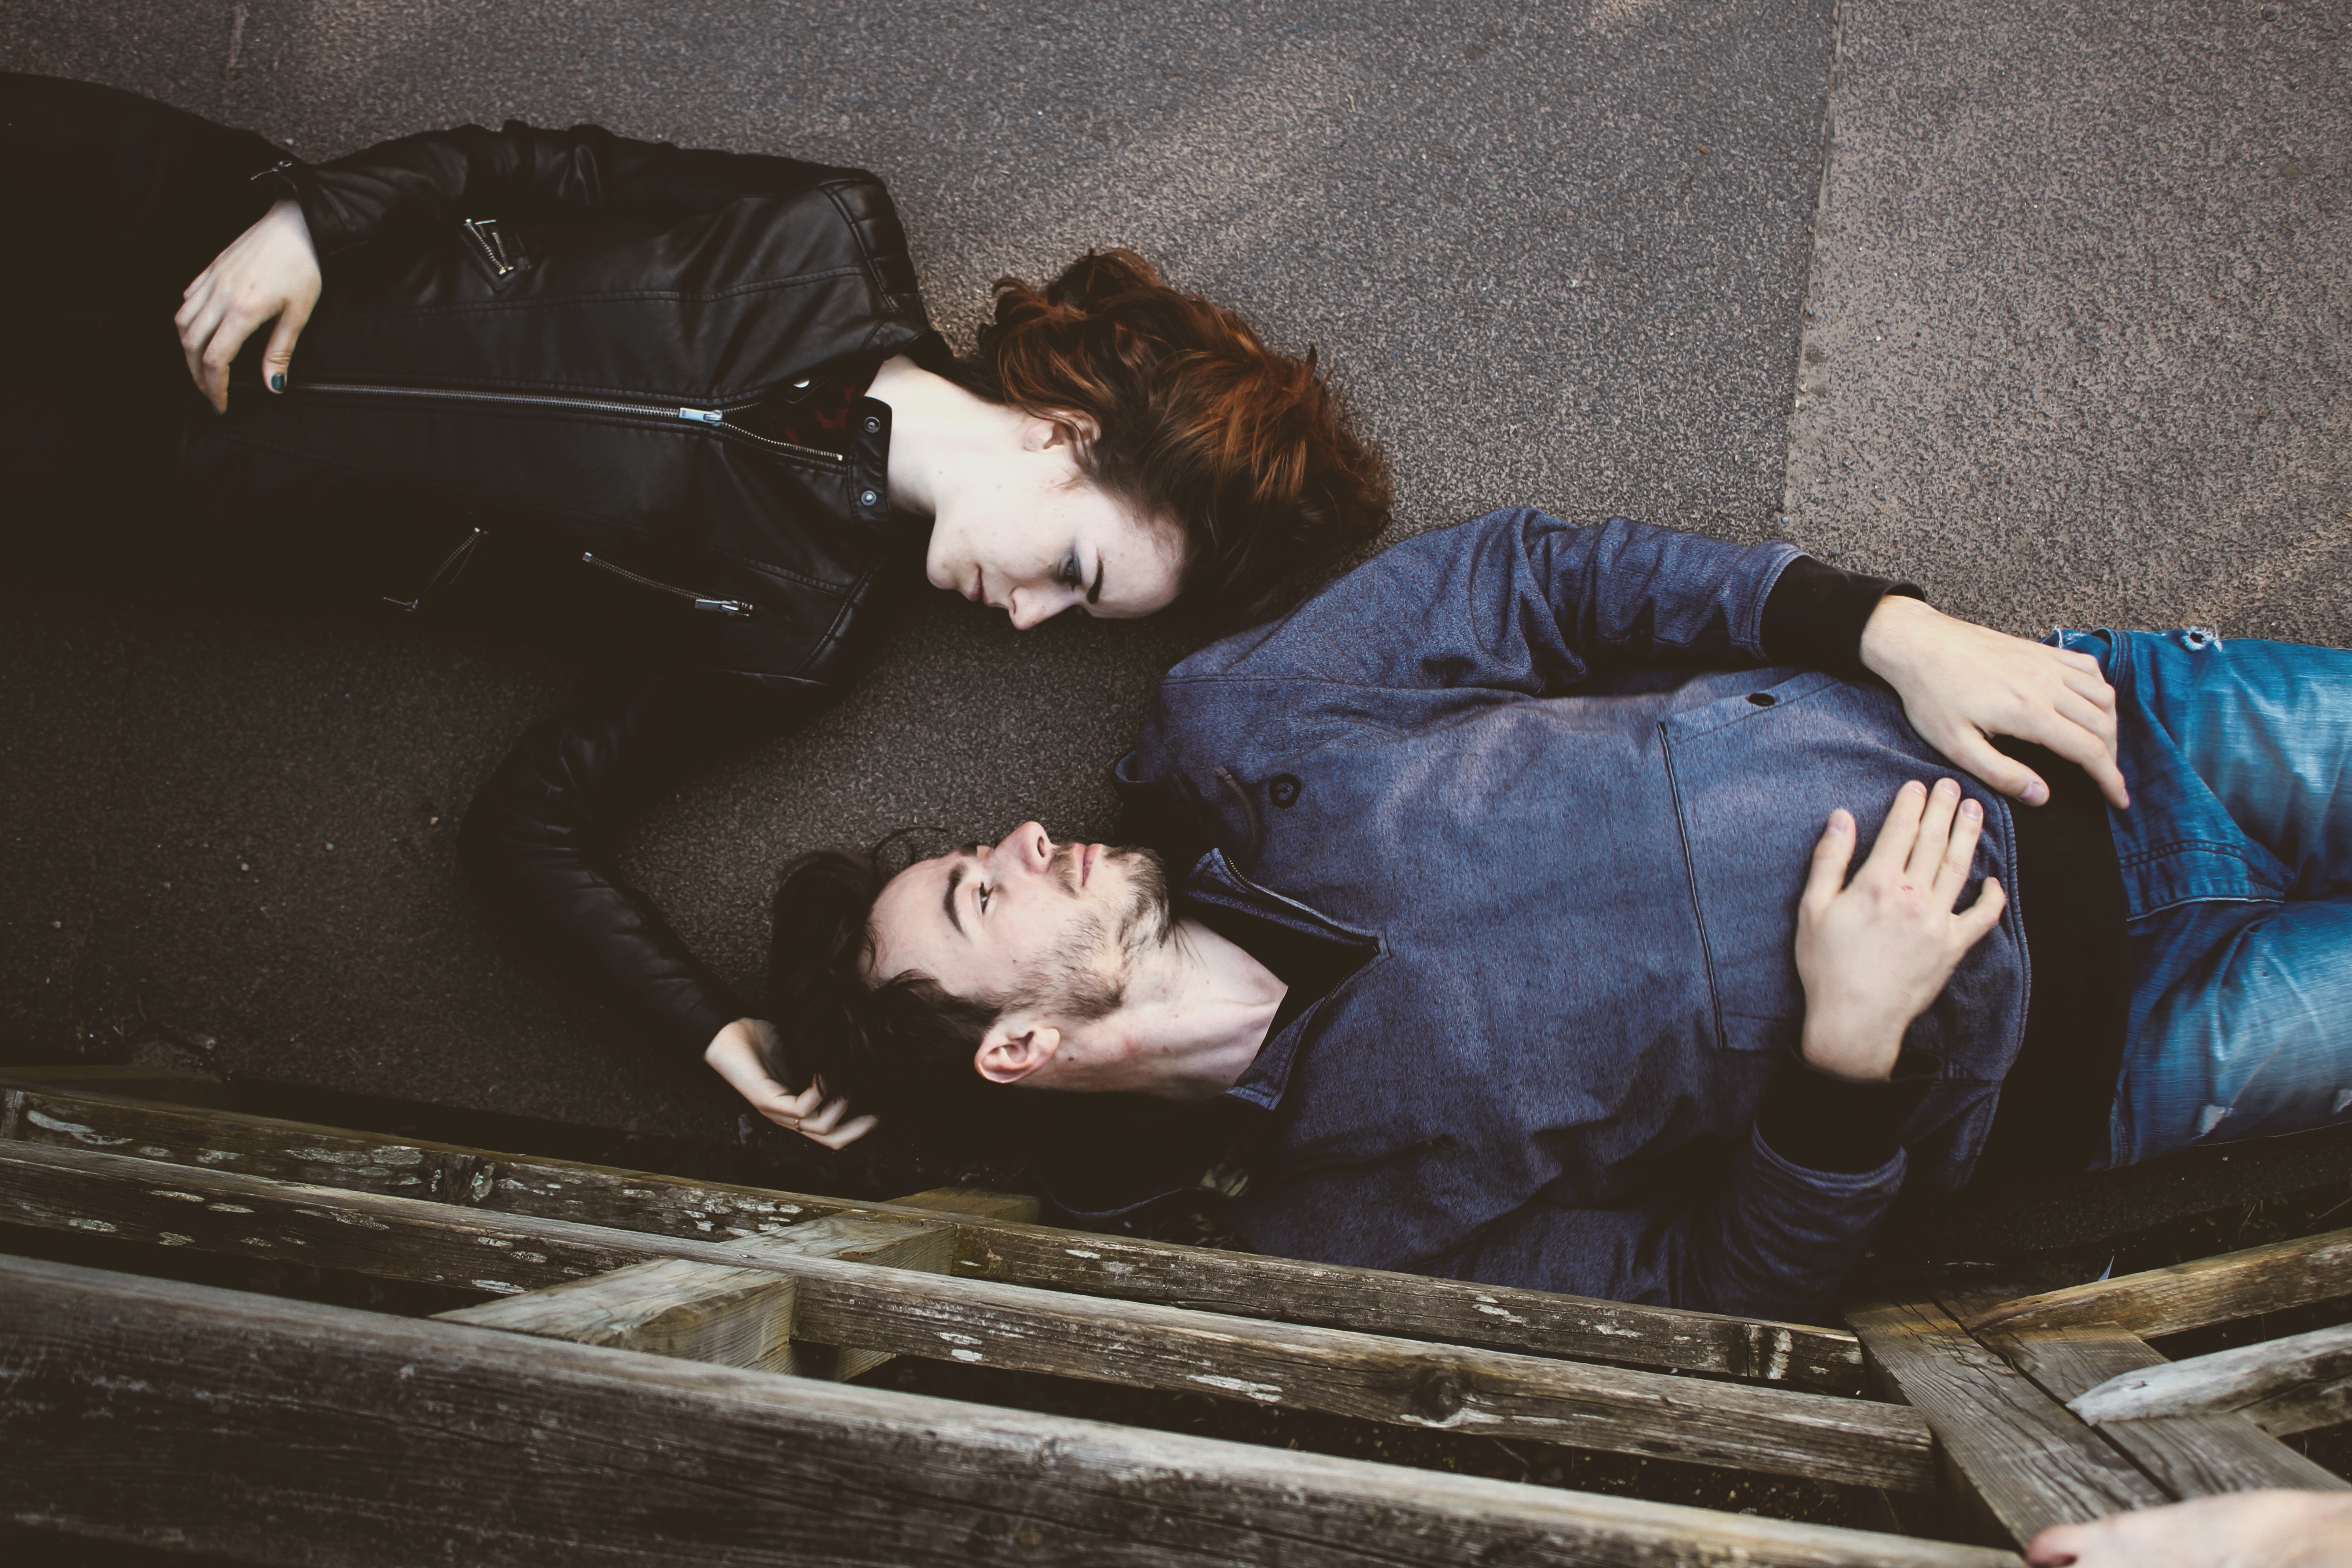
2, 0, 2345, 1223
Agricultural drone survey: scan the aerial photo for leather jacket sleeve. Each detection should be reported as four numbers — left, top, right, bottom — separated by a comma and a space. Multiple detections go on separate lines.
459, 672, 830, 1063
267, 120, 871, 258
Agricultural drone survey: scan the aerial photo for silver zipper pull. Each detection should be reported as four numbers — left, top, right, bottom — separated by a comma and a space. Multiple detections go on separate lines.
678, 407, 724, 424
692, 599, 755, 618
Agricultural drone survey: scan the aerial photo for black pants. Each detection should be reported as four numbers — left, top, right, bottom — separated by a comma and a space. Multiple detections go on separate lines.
0, 74, 288, 575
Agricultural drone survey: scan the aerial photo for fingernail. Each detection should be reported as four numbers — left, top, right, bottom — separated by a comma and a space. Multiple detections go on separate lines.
1962, 799, 1982, 816
270, 372, 285, 392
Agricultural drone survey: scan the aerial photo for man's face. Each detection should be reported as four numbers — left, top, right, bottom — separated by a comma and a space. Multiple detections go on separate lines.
866, 822, 1168, 1017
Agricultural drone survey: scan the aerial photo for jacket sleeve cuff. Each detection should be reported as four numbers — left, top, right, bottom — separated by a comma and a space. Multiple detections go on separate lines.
1755, 1055, 1932, 1175
1759, 556, 1924, 681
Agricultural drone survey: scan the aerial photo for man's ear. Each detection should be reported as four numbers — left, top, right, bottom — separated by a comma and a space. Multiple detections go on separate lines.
975, 1019, 1063, 1086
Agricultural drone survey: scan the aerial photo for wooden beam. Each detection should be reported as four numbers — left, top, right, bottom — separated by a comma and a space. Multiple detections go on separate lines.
1985, 1323, 2348, 1498
731, 1212, 956, 1382
2067, 1323, 2352, 1439
1849, 1298, 2166, 1548
0, 1254, 2020, 1568
0, 1081, 1865, 1392
1963, 1227, 2352, 1340
891, 1185, 1042, 1224
438, 1257, 803, 1372
0, 1063, 232, 1109
0, 1140, 1936, 1492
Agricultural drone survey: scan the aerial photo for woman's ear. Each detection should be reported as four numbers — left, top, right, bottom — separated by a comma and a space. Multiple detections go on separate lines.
1024, 411, 1099, 452
975, 1020, 1063, 1085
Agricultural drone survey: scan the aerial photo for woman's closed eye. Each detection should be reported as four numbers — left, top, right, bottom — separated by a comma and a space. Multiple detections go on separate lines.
1056, 553, 1084, 590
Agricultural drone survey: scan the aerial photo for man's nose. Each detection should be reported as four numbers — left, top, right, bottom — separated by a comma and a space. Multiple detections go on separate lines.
991, 821, 1054, 874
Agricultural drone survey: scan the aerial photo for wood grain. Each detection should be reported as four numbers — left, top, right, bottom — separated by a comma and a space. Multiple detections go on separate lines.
2067, 1323, 2352, 1428
0, 1254, 2022, 1568
1987, 1323, 2347, 1498
732, 1212, 957, 1382
1963, 1227, 2352, 1340
439, 1257, 803, 1372
0, 1139, 1934, 1491
0, 1082, 1865, 1392
1849, 1298, 2166, 1548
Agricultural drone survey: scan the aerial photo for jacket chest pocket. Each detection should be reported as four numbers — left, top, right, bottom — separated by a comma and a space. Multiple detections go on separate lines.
458, 218, 529, 289
1656, 677, 1839, 1053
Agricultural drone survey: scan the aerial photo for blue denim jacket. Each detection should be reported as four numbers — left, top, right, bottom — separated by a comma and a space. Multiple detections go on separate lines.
1113, 510, 2030, 1320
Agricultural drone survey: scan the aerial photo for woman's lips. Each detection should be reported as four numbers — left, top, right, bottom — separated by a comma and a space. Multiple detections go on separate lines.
1080, 843, 1098, 886
965, 569, 984, 604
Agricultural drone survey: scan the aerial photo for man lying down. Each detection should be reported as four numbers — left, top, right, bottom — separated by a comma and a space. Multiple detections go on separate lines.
742, 509, 2352, 1322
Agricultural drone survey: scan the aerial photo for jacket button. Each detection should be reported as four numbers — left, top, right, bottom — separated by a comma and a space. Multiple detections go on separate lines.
862, 415, 882, 435
1269, 774, 1302, 808
859, 488, 881, 508
1746, 691, 1777, 707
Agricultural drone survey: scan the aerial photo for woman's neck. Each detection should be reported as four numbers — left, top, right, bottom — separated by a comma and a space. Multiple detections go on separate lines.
865, 354, 1014, 520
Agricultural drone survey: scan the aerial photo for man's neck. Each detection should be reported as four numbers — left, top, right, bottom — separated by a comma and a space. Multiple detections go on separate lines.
1054, 916, 1286, 1100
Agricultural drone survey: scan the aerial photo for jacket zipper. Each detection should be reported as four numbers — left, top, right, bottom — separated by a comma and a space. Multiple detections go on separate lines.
382, 525, 484, 612
292, 380, 848, 465
580, 552, 754, 617
461, 217, 517, 278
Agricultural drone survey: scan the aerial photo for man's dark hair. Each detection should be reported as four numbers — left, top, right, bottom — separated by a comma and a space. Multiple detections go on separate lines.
766, 846, 1028, 1146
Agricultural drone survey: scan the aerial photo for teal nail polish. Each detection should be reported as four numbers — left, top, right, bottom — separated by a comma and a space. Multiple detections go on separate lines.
270, 372, 285, 392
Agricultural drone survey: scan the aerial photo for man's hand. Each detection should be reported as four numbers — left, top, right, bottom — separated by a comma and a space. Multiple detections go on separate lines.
2028, 1489, 2352, 1568
1861, 595, 2129, 810
703, 1018, 878, 1151
1795, 778, 2008, 1082
175, 197, 322, 413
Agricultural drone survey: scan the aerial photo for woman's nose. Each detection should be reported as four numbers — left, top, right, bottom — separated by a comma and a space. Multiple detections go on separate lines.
1005, 590, 1049, 631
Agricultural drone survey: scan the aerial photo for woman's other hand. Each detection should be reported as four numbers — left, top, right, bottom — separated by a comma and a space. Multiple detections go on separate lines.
703, 1017, 879, 1151
175, 197, 321, 413
1860, 595, 2129, 810
1794, 779, 2008, 1083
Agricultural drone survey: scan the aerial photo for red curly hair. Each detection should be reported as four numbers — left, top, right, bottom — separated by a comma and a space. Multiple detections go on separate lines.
946, 250, 1390, 623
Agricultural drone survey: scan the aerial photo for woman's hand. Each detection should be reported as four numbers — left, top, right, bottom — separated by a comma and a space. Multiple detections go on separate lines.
175, 197, 322, 413
702, 1017, 879, 1150
2028, 1489, 2352, 1568
1860, 595, 2129, 809
1795, 778, 2008, 1083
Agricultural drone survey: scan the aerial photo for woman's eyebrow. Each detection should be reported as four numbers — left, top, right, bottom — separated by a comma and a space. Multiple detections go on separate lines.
1088, 557, 1105, 606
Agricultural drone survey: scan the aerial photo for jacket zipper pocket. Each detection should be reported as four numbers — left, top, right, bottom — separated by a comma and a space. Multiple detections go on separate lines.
383, 525, 484, 612
580, 552, 754, 617
460, 217, 521, 280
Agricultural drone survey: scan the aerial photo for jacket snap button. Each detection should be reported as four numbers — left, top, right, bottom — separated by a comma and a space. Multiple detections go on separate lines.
1269, 774, 1302, 808
1746, 692, 1777, 707
862, 415, 882, 435
792, 378, 813, 390
859, 488, 880, 507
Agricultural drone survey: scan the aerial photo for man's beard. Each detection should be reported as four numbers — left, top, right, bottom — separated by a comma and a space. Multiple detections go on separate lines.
1007, 843, 1173, 1024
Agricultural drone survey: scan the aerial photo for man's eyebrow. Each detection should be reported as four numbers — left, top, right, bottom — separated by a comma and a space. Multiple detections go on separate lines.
944, 862, 967, 937
1087, 557, 1105, 607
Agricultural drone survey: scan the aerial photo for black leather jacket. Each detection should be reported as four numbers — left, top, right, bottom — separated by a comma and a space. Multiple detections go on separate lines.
193, 122, 941, 1057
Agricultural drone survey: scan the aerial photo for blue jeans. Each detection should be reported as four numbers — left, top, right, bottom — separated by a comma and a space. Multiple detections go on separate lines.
2051, 627, 2352, 1167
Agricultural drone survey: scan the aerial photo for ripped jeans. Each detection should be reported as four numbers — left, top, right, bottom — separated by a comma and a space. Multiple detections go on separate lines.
2053, 627, 2352, 1167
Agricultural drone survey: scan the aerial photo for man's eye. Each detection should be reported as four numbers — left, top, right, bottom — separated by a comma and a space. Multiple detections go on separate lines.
976, 883, 992, 914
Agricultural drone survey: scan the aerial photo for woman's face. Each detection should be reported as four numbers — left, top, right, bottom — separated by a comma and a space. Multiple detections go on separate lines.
923, 421, 1184, 629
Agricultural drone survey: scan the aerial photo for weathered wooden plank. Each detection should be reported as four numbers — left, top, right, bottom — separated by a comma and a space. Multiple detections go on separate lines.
0, 1255, 2021, 1568
2067, 1322, 2352, 1428
1849, 1298, 2165, 1547
0, 1063, 233, 1110
1964, 1227, 2352, 1340
0, 1082, 1865, 1392
0, 1140, 1935, 1492
1987, 1323, 2348, 1498
439, 1257, 803, 1372
891, 1185, 1042, 1223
